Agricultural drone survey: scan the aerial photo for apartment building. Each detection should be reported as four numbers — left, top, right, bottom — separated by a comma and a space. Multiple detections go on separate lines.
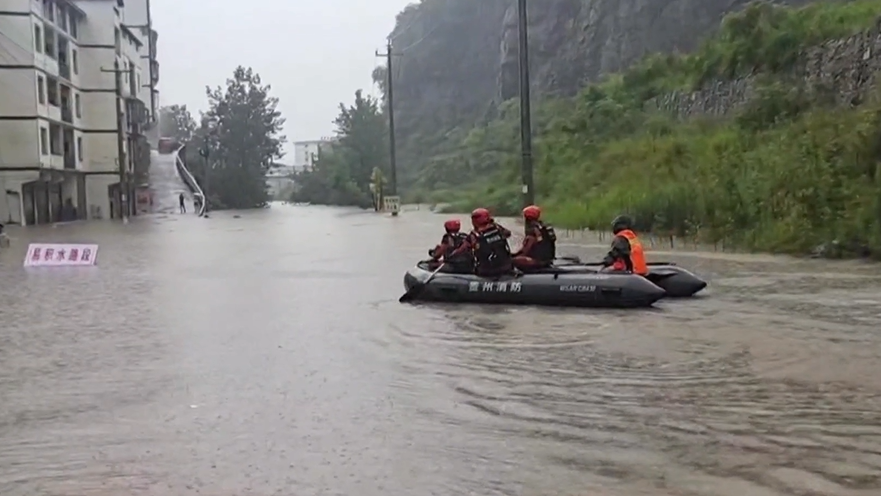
293, 137, 338, 170
0, 0, 153, 225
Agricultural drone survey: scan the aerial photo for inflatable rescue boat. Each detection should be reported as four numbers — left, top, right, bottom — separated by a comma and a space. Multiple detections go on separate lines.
401, 257, 706, 308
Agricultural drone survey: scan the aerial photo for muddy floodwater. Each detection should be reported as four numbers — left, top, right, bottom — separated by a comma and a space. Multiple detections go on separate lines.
1, 205, 880, 495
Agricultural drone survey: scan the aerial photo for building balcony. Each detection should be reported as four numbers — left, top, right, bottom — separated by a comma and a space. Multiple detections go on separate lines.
61, 107, 73, 123
59, 62, 70, 80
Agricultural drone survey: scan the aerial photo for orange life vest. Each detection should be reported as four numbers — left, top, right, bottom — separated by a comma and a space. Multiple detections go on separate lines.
612, 229, 647, 275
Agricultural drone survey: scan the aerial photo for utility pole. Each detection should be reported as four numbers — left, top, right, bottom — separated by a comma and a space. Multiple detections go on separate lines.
101, 60, 134, 222
199, 141, 210, 214
517, 0, 535, 207
376, 40, 400, 199
145, 0, 156, 121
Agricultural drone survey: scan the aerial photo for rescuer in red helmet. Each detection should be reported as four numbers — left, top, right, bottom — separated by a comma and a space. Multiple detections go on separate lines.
512, 205, 557, 270
428, 218, 472, 271
446, 208, 513, 276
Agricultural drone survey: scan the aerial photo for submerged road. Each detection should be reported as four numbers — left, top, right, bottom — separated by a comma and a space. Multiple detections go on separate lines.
1, 205, 881, 495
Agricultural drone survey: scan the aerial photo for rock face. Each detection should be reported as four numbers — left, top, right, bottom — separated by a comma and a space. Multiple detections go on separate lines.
651, 18, 881, 118
498, 0, 815, 100
385, 0, 814, 173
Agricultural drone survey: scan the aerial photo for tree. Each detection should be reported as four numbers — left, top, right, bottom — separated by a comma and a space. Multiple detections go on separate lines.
291, 90, 387, 207
158, 104, 196, 143
197, 66, 286, 209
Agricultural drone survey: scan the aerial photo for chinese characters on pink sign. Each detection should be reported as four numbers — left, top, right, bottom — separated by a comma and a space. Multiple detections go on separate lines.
23, 243, 99, 267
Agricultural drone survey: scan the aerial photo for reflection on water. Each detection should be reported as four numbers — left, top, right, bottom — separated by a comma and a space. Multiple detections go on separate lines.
1, 206, 880, 495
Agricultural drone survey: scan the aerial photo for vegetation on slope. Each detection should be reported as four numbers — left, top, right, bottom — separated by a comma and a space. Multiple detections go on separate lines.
412, 0, 881, 257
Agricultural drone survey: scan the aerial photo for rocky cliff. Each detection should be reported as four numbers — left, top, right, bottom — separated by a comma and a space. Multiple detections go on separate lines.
651, 17, 881, 118
385, 0, 816, 179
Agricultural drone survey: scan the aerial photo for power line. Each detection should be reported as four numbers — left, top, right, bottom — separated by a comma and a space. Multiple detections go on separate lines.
387, 9, 420, 42
396, 24, 440, 54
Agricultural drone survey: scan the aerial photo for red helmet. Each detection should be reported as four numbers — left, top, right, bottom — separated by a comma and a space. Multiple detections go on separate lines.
522, 205, 541, 221
471, 208, 491, 227
443, 219, 460, 232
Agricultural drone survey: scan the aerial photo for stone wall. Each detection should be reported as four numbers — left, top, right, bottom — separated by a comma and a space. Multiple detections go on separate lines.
649, 18, 881, 118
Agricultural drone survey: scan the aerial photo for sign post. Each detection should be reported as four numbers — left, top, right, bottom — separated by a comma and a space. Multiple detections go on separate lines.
383, 195, 400, 216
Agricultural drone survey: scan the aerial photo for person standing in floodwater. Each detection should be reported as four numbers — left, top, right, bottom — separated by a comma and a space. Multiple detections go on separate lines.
179, 192, 186, 213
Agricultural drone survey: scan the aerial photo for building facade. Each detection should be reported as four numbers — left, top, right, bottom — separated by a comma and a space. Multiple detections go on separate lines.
292, 137, 337, 170
0, 0, 155, 225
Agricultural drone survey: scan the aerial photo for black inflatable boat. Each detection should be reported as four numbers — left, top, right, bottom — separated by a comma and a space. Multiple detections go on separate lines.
552, 257, 707, 297
403, 261, 667, 308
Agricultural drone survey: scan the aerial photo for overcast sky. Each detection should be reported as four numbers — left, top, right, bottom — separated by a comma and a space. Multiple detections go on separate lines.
151, 0, 413, 156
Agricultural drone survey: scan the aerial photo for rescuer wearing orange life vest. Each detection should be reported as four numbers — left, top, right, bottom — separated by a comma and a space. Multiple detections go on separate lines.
513, 205, 556, 271
601, 214, 648, 275
428, 219, 472, 272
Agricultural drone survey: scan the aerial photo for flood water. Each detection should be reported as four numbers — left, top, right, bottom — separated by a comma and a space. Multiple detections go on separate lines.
1, 205, 880, 495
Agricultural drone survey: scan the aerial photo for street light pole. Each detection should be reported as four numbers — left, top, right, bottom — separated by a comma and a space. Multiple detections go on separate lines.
517, 0, 535, 207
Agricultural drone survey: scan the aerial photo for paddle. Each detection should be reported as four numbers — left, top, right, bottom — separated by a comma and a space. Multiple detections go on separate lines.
555, 255, 582, 264
399, 262, 446, 302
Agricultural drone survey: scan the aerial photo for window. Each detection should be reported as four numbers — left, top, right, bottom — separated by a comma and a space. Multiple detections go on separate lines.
37, 76, 45, 104
46, 77, 58, 106
123, 60, 128, 83
72, 49, 77, 73
34, 24, 42, 53
114, 27, 120, 53
69, 12, 77, 38
57, 4, 67, 32
77, 137, 82, 161
44, 26, 55, 58
136, 73, 140, 90
75, 93, 81, 117
40, 127, 48, 155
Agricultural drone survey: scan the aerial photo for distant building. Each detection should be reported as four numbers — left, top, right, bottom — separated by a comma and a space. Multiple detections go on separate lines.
292, 137, 337, 169
265, 163, 296, 200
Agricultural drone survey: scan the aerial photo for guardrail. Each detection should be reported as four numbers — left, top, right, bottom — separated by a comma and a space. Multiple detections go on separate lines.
173, 144, 206, 217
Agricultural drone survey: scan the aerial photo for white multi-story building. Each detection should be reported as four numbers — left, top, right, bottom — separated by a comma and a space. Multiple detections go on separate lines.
0, 0, 155, 225
292, 137, 337, 170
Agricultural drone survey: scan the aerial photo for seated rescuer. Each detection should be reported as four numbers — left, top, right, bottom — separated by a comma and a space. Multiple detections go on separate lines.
601, 214, 648, 275
513, 205, 556, 270
447, 208, 514, 277
428, 219, 472, 271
